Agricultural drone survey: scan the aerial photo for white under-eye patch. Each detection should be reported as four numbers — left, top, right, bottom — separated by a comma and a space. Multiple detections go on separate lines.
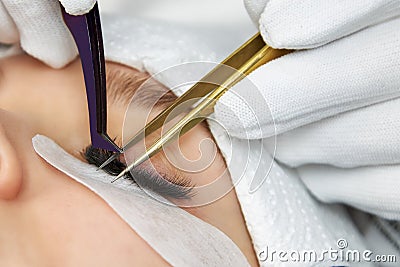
32, 135, 249, 267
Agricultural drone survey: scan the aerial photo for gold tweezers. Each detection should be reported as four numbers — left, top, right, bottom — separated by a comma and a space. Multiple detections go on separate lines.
104, 32, 292, 181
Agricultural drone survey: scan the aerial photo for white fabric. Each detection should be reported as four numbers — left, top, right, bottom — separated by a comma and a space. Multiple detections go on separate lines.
244, 0, 400, 49
101, 0, 257, 61
32, 135, 250, 267
208, 125, 370, 266
101, 15, 216, 96
0, 0, 94, 68
298, 164, 400, 220
59, 0, 95, 16
351, 210, 400, 267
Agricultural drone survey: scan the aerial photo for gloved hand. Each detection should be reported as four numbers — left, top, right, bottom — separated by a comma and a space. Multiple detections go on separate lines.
213, 0, 400, 219
0, 0, 96, 68
216, 0, 400, 139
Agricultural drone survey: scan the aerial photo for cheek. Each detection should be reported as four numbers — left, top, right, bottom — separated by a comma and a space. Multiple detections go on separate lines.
0, 57, 90, 157
14, 167, 168, 265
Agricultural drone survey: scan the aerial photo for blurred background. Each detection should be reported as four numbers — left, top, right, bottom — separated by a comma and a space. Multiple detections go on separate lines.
99, 0, 257, 59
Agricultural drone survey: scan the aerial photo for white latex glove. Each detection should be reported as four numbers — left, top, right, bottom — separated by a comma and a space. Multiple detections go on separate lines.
212, 1, 400, 220
0, 0, 96, 68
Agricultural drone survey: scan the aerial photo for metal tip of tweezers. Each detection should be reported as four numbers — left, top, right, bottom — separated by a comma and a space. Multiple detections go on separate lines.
111, 169, 128, 183
96, 153, 120, 171
111, 152, 150, 183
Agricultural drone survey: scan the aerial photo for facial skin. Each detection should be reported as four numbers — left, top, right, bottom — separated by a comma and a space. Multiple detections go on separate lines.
0, 111, 170, 266
0, 54, 258, 266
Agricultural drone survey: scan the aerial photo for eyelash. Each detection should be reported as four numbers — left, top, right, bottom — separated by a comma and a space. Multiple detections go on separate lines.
82, 146, 194, 200
127, 168, 195, 200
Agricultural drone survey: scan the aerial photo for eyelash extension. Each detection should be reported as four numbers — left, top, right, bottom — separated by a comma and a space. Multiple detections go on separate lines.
131, 169, 195, 200
82, 145, 194, 200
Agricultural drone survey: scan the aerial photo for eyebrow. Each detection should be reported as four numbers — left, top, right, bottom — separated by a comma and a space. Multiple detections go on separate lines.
105, 63, 176, 109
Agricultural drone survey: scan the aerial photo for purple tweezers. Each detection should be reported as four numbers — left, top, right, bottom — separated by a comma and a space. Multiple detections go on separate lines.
61, 3, 122, 152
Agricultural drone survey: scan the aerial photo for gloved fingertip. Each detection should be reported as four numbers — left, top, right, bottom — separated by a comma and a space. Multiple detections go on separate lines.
0, 1, 20, 44
33, 55, 77, 69
257, 0, 341, 49
258, 22, 284, 49
45, 56, 77, 69
59, 0, 97, 16
22, 42, 78, 69
258, 10, 323, 50
259, 0, 400, 50
243, 0, 268, 25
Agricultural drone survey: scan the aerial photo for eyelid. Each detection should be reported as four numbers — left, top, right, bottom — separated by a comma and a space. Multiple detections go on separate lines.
124, 168, 194, 200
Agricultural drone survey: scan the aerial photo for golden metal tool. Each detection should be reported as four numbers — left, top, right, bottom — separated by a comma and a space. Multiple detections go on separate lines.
112, 32, 292, 182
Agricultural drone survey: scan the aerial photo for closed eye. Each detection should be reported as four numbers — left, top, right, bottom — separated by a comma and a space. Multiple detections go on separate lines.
82, 145, 194, 200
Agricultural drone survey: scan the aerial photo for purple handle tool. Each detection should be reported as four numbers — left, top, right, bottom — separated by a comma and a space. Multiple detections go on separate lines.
61, 3, 121, 152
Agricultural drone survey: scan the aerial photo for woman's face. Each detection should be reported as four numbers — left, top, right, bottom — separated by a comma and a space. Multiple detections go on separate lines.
0, 55, 257, 266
